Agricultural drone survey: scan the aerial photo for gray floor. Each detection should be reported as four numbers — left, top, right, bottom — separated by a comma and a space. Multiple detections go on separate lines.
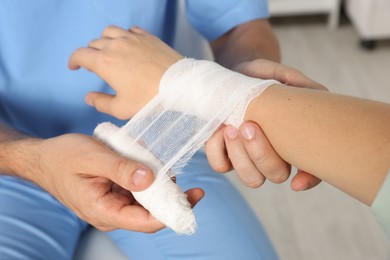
227, 15, 390, 260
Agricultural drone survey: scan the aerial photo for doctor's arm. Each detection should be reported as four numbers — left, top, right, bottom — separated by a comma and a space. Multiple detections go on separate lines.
0, 124, 172, 233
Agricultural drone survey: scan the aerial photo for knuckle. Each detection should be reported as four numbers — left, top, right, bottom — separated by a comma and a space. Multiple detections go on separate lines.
87, 38, 98, 47
205, 140, 224, 157
235, 164, 265, 188
231, 154, 251, 172
212, 161, 232, 173
96, 52, 113, 68
265, 163, 290, 184
103, 25, 118, 34
95, 225, 112, 232
249, 147, 290, 184
283, 69, 299, 84
246, 177, 265, 189
206, 151, 232, 173
112, 103, 132, 120
112, 158, 135, 178
269, 172, 289, 184
250, 147, 269, 166
109, 38, 128, 50
205, 137, 219, 150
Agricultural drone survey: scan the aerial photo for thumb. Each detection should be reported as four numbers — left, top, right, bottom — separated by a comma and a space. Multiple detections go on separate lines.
85, 92, 115, 115
102, 155, 155, 192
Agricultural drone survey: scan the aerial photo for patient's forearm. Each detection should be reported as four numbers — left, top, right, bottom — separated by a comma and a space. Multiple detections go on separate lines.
246, 84, 390, 205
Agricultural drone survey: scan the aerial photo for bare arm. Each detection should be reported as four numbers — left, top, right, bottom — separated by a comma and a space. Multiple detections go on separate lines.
0, 124, 41, 181
0, 123, 170, 232
243, 84, 390, 205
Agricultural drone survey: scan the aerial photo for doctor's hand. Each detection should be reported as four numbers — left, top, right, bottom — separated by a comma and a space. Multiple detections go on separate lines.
206, 59, 327, 191
69, 25, 323, 192
30, 133, 202, 233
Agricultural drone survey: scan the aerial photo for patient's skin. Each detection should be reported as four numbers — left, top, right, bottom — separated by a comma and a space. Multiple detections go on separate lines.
69, 26, 390, 205
69, 25, 323, 192
243, 84, 390, 205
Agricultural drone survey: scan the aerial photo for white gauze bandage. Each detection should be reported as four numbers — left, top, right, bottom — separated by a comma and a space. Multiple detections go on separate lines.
94, 58, 278, 235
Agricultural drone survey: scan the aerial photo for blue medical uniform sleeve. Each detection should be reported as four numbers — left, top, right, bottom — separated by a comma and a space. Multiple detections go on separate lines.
185, 0, 269, 41
372, 171, 390, 239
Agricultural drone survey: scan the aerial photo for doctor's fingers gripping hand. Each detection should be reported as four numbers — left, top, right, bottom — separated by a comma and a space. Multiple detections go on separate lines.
206, 59, 326, 191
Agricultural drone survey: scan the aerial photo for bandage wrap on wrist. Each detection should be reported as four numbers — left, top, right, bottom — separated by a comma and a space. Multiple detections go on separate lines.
94, 58, 278, 235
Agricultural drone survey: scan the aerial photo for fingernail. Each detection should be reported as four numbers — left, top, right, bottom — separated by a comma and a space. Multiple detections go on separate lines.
133, 168, 149, 186
226, 126, 238, 139
241, 125, 255, 140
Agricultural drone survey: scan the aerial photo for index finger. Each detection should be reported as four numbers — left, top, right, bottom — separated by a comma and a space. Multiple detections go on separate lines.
68, 47, 100, 71
97, 191, 165, 233
273, 64, 327, 91
113, 205, 165, 233
238, 60, 327, 91
114, 188, 204, 233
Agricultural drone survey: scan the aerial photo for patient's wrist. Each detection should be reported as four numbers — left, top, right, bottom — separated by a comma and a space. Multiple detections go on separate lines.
244, 83, 283, 122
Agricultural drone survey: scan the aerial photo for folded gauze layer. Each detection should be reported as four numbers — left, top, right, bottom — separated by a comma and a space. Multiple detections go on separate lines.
94, 58, 278, 235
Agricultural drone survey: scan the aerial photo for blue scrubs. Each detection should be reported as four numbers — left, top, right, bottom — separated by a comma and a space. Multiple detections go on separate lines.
372, 171, 390, 239
0, 1, 277, 259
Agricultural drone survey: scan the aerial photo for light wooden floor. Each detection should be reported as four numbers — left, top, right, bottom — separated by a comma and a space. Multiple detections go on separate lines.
227, 15, 390, 260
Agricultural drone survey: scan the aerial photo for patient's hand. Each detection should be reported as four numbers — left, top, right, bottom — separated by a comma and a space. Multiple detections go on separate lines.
207, 59, 327, 191
68, 25, 183, 119
69, 26, 323, 192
